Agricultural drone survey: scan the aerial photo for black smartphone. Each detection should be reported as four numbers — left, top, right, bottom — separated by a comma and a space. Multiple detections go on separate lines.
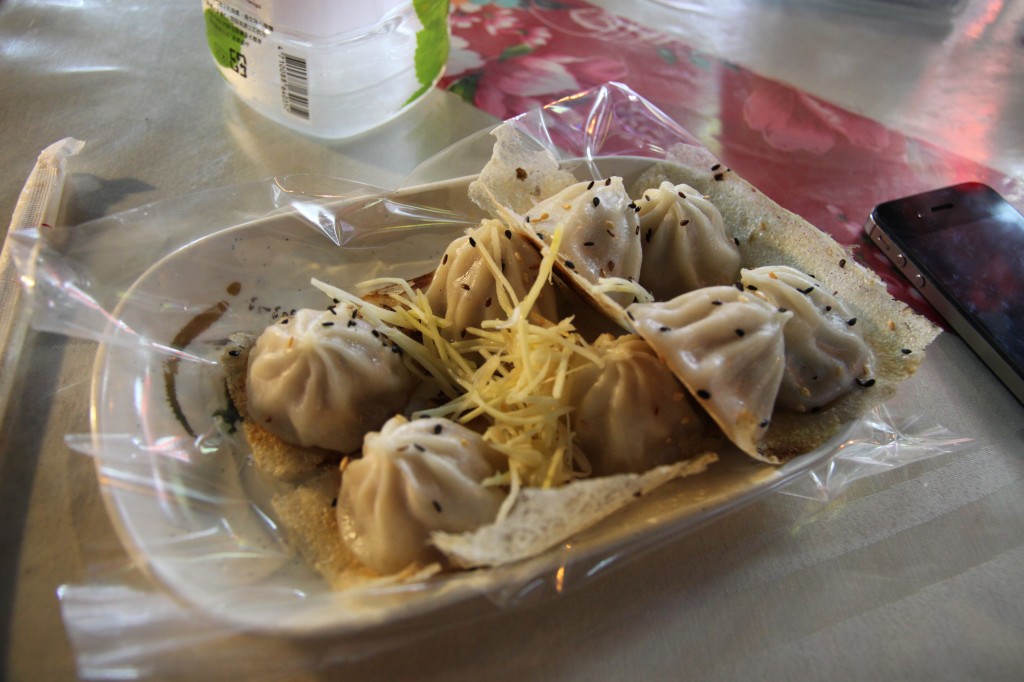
865, 182, 1024, 405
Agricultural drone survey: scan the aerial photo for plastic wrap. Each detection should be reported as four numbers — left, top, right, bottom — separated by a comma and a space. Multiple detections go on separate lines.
0, 137, 84, 423
10, 84, 967, 678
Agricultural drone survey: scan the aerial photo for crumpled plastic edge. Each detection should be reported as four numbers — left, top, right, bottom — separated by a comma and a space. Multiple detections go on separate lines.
0, 137, 84, 424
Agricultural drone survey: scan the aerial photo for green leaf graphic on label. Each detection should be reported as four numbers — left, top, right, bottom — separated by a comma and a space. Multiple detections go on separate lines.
406, 0, 450, 105
204, 8, 245, 70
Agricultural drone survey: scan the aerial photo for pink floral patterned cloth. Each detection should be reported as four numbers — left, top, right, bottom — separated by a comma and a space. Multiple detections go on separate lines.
440, 0, 1020, 325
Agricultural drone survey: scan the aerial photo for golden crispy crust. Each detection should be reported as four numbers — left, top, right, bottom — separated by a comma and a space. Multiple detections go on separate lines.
270, 466, 367, 589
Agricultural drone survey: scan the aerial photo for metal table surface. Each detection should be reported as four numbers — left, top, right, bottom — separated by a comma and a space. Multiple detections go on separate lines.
1, 1, 1022, 679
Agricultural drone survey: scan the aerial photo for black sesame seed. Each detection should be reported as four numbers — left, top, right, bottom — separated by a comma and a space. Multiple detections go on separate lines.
636, 224, 640, 235
564, 260, 575, 270
680, 219, 690, 226
645, 227, 653, 243
714, 173, 725, 181
525, 216, 531, 223
327, 305, 337, 314
391, 344, 401, 354
825, 305, 833, 312
583, 241, 595, 247
847, 318, 857, 326
433, 424, 443, 435
711, 300, 723, 305
626, 311, 636, 321
469, 236, 477, 247
414, 443, 426, 452
587, 180, 595, 190
856, 378, 876, 387
592, 196, 601, 207
280, 318, 289, 325
322, 321, 335, 327
697, 389, 711, 399
504, 229, 512, 239
801, 286, 815, 294
677, 191, 686, 199
712, 163, 721, 171
734, 237, 740, 246
734, 282, 744, 291
735, 329, 745, 337
484, 296, 492, 307
331, 497, 337, 508
901, 348, 912, 355
778, 307, 788, 313
605, 177, 612, 186
346, 320, 356, 328
759, 419, 770, 428
659, 326, 670, 332
746, 284, 758, 291
839, 258, 847, 268
442, 253, 449, 265
460, 329, 467, 339
607, 260, 615, 272
371, 330, 379, 337
227, 349, 241, 357
432, 500, 442, 513
461, 283, 471, 291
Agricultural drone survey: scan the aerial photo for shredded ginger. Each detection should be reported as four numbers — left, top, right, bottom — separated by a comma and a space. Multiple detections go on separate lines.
313, 221, 603, 492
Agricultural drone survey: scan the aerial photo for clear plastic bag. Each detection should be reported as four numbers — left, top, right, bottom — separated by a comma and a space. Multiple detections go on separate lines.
10, 83, 967, 678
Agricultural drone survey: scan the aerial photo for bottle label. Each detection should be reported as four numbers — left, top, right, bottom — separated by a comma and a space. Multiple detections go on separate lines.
202, 0, 449, 136
203, 1, 273, 81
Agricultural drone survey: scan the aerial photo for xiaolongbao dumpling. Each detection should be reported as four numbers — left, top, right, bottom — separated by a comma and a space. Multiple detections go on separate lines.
628, 286, 792, 461
246, 307, 418, 453
740, 266, 875, 412
522, 177, 642, 306
426, 219, 558, 341
569, 334, 715, 475
635, 182, 741, 300
337, 416, 506, 574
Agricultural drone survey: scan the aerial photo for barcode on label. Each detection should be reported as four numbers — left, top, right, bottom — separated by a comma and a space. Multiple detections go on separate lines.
279, 52, 310, 120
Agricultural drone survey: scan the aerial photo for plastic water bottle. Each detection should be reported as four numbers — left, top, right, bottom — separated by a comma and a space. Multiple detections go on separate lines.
202, 0, 450, 138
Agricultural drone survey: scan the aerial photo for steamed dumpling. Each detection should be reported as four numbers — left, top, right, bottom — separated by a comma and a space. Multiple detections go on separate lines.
628, 286, 792, 461
522, 178, 642, 306
740, 266, 875, 412
569, 334, 714, 476
337, 416, 506, 574
246, 307, 417, 452
426, 219, 558, 341
636, 182, 741, 300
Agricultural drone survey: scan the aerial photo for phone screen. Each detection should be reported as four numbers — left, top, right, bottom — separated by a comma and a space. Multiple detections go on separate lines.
872, 183, 1024, 377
